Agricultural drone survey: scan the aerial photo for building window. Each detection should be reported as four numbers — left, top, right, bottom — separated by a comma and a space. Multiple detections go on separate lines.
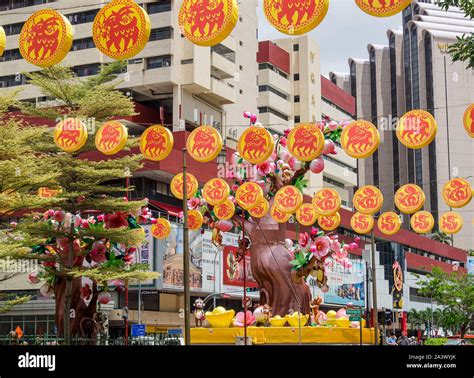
212, 44, 236, 63
149, 26, 174, 41
258, 85, 289, 100
71, 37, 95, 52
73, 64, 101, 77
0, 0, 55, 12
181, 59, 193, 65
295, 116, 300, 123
294, 74, 300, 81
148, 0, 172, 14
2, 21, 24, 36
239, 41, 243, 46
0, 48, 21, 62
293, 44, 299, 52
425, 33, 438, 230
66, 9, 98, 25
0, 74, 26, 88
389, 33, 400, 194
323, 175, 345, 189
369, 47, 379, 187
239, 16, 243, 22
239, 89, 243, 94
147, 55, 172, 69
239, 65, 243, 71
294, 95, 300, 103
323, 155, 358, 173
257, 106, 288, 121
258, 63, 288, 79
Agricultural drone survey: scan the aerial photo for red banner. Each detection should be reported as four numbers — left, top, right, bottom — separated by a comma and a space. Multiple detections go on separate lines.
222, 246, 258, 288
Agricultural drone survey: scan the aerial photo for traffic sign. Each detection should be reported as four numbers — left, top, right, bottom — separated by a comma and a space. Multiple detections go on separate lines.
349, 316, 361, 321
131, 324, 146, 337
167, 329, 182, 336
346, 309, 361, 315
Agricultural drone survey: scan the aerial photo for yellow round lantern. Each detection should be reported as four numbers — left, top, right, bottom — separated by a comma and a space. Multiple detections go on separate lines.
312, 188, 341, 216
270, 204, 291, 224
54, 118, 88, 152
186, 126, 223, 163
151, 218, 172, 239
249, 198, 270, 219
394, 184, 425, 214
396, 110, 437, 149
188, 210, 204, 231
38, 187, 61, 198
350, 212, 374, 235
377, 212, 401, 236
442, 178, 473, 209
263, 0, 329, 35
170, 173, 198, 200
295, 203, 318, 226
355, 0, 411, 18
0, 26, 5, 56
95, 121, 128, 155
235, 182, 263, 210
463, 104, 474, 138
140, 125, 174, 161
19, 9, 73, 67
274, 185, 303, 214
214, 199, 235, 220
203, 178, 230, 206
287, 123, 325, 162
353, 185, 384, 215
317, 212, 341, 232
439, 212, 464, 235
410, 211, 435, 234
238, 126, 275, 165
341, 120, 380, 159
92, 0, 151, 60
178, 0, 239, 47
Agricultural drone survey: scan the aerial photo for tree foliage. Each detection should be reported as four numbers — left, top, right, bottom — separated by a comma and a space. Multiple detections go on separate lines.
438, 0, 474, 69
416, 267, 473, 337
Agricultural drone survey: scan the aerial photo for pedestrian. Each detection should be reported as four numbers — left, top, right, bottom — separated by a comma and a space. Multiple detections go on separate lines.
398, 333, 409, 346
387, 332, 397, 345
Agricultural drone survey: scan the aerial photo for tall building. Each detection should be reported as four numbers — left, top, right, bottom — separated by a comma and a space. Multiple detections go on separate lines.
331, 1, 474, 250
0, 0, 259, 338
257, 37, 358, 208
0, 0, 259, 140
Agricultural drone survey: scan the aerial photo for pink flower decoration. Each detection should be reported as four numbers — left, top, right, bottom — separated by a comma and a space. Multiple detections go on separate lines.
328, 121, 339, 131
313, 236, 331, 258
315, 122, 325, 131
256, 160, 275, 176
354, 237, 361, 243
150, 218, 157, 225
309, 157, 324, 174
279, 137, 287, 147
299, 232, 310, 248
322, 140, 336, 155
98, 292, 111, 305
234, 311, 256, 327
331, 240, 341, 255
90, 241, 107, 263
310, 227, 319, 236
104, 212, 128, 229
80, 284, 92, 301
53, 211, 65, 223
28, 271, 40, 284
187, 197, 200, 210
349, 242, 359, 251
284, 128, 291, 137
97, 214, 105, 222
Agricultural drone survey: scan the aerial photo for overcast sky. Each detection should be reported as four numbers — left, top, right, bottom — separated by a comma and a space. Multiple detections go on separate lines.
257, 0, 403, 76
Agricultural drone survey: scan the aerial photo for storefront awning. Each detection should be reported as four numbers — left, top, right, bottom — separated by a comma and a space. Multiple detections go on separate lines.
148, 200, 182, 216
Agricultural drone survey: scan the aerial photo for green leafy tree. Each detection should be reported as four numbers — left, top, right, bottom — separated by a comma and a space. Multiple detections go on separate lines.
1, 62, 158, 344
438, 0, 474, 69
417, 267, 473, 338
428, 231, 451, 245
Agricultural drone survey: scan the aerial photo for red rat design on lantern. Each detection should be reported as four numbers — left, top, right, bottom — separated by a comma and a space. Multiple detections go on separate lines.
242, 129, 269, 161
101, 5, 139, 53
400, 115, 431, 144
57, 128, 80, 149
272, 0, 316, 26
188, 0, 225, 37
26, 16, 60, 60
191, 128, 217, 157
98, 123, 121, 150
347, 124, 373, 153
144, 129, 166, 157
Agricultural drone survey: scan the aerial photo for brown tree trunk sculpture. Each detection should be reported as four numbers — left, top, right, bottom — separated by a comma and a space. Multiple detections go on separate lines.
245, 203, 311, 317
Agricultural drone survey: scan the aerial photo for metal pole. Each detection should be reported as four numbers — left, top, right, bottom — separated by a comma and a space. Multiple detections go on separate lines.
242, 210, 247, 346
124, 176, 130, 346
138, 281, 142, 325
382, 307, 386, 346
371, 231, 379, 345
359, 305, 363, 346
182, 149, 191, 346
213, 250, 218, 310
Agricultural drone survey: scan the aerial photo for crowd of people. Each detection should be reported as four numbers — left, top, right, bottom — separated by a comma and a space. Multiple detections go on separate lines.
386, 332, 420, 346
